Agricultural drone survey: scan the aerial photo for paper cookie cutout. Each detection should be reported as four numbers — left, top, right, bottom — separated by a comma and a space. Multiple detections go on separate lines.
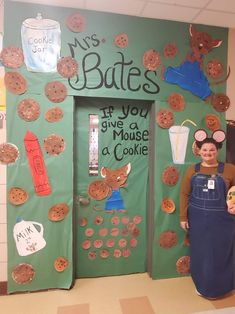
114, 33, 129, 48
24, 131, 52, 196
66, 12, 86, 32
82, 240, 91, 250
106, 239, 115, 248
99, 228, 108, 237
12, 263, 35, 285
79, 217, 88, 227
43, 134, 65, 156
100, 250, 109, 258
88, 180, 111, 200
57, 56, 78, 78
17, 98, 40, 122
211, 93, 230, 112
192, 141, 200, 156
94, 215, 104, 225
45, 107, 64, 123
159, 230, 177, 248
161, 197, 175, 213
176, 256, 190, 274
54, 257, 69, 272
113, 249, 122, 258
0, 46, 24, 68
0, 143, 19, 164
130, 238, 138, 248
164, 43, 178, 58
167, 93, 185, 111
143, 49, 161, 71
93, 239, 103, 249
45, 81, 67, 103
85, 228, 94, 237
48, 203, 69, 221
156, 109, 174, 129
8, 187, 28, 205
206, 59, 224, 79
4, 72, 27, 95
205, 114, 220, 131
162, 166, 179, 186
88, 251, 97, 260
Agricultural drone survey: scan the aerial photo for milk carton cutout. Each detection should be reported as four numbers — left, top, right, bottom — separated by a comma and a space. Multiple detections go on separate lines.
21, 13, 61, 72
13, 218, 46, 256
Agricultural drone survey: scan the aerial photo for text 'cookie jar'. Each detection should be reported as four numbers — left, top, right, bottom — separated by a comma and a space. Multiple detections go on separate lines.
21, 13, 61, 72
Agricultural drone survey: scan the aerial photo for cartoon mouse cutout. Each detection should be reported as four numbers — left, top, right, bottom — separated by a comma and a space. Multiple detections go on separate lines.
162, 24, 230, 100
88, 163, 131, 213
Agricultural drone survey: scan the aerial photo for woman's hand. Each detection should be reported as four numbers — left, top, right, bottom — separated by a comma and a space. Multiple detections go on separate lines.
227, 202, 235, 215
180, 221, 189, 231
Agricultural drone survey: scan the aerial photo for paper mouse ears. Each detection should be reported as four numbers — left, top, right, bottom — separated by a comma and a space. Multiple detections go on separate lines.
194, 129, 226, 143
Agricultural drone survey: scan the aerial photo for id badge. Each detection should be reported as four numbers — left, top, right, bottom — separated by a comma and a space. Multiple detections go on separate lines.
207, 179, 215, 189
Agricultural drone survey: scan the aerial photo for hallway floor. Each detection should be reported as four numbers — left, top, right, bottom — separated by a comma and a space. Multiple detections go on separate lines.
0, 273, 235, 314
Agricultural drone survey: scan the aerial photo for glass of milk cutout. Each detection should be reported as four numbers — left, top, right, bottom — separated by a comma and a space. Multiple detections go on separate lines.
169, 126, 190, 164
21, 13, 61, 72
13, 218, 46, 256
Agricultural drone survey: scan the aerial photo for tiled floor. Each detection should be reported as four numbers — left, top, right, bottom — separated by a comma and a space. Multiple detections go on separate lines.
0, 273, 235, 314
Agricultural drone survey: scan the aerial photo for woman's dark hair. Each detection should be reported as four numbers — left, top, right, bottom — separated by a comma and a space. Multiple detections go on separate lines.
195, 137, 223, 150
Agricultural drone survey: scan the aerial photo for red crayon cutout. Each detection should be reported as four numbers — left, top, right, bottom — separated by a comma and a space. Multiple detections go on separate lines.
24, 131, 52, 196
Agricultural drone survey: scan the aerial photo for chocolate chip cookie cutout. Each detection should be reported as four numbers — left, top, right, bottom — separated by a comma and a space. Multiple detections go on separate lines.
4, 71, 27, 95
48, 203, 69, 221
211, 93, 230, 112
167, 93, 185, 111
0, 46, 24, 68
114, 33, 129, 48
161, 197, 175, 213
54, 257, 69, 272
12, 263, 35, 285
143, 49, 161, 71
66, 12, 86, 32
57, 56, 78, 78
192, 141, 200, 157
164, 43, 178, 58
45, 107, 63, 123
205, 114, 220, 131
8, 187, 28, 205
176, 256, 190, 274
17, 98, 40, 122
159, 230, 177, 248
43, 134, 65, 156
156, 109, 174, 129
162, 166, 179, 186
88, 180, 111, 200
206, 59, 224, 79
45, 81, 67, 103
0, 143, 19, 164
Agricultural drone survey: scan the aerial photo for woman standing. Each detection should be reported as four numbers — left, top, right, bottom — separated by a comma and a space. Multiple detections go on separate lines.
180, 129, 235, 299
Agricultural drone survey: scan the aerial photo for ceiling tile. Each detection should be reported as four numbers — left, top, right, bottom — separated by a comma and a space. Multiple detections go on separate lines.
85, 0, 145, 16
193, 10, 235, 28
149, 0, 209, 8
11, 0, 85, 8
206, 0, 235, 13
142, 2, 200, 22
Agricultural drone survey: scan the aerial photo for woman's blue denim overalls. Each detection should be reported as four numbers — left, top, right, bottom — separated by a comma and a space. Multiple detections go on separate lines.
188, 162, 235, 298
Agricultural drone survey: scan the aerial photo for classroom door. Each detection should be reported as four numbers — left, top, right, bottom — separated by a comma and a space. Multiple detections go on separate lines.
74, 97, 151, 278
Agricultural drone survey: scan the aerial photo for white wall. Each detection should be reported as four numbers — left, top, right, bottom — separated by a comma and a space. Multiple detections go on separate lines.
227, 28, 235, 120
0, 116, 7, 282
